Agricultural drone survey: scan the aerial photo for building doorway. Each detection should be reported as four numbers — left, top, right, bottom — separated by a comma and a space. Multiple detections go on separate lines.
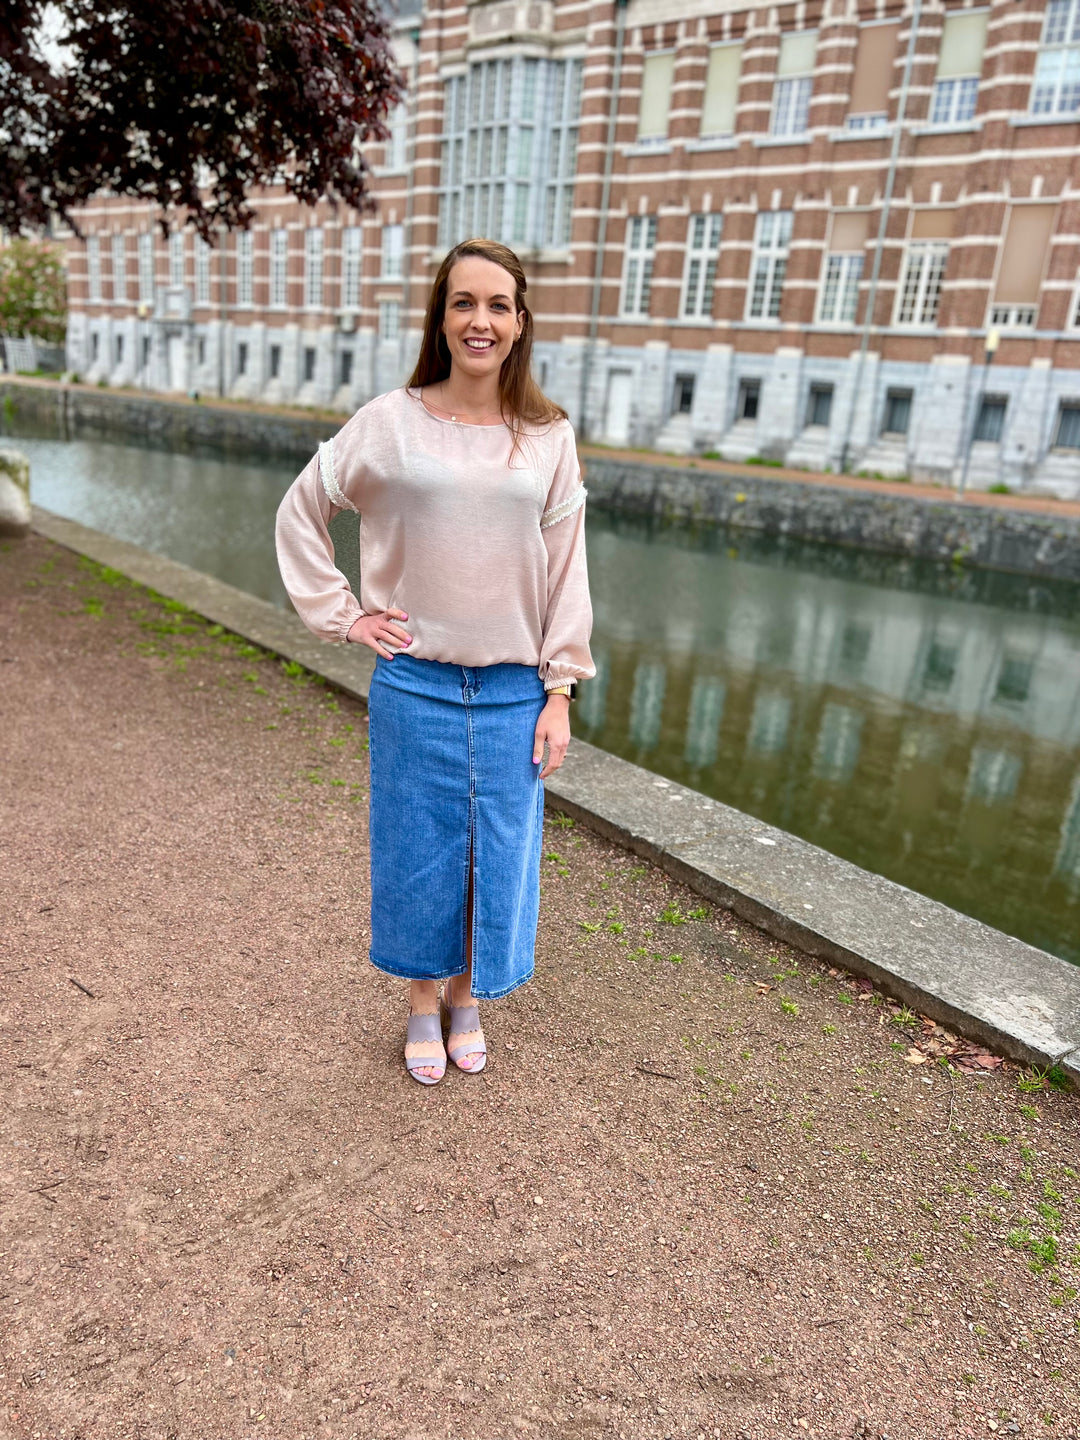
604, 369, 634, 446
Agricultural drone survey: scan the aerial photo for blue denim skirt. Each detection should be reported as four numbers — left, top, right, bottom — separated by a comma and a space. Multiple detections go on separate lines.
367, 654, 547, 1001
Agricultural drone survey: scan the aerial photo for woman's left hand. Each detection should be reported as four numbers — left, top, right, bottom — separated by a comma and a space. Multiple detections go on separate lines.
533, 695, 571, 780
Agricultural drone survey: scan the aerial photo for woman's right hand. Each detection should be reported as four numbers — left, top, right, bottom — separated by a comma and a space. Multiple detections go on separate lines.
346, 609, 412, 658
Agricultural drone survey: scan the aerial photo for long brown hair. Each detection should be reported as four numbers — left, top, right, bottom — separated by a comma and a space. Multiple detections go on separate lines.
407, 237, 566, 457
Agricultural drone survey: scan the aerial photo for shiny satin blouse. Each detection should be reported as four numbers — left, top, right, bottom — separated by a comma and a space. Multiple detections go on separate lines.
275, 386, 594, 692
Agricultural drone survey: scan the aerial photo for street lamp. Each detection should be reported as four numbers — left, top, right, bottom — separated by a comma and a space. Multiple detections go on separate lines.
956, 325, 1001, 497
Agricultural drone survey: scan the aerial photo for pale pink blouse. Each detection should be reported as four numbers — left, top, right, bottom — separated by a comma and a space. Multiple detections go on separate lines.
275, 387, 594, 691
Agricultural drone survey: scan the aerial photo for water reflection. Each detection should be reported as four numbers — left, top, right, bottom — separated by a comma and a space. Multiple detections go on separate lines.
6, 430, 1080, 963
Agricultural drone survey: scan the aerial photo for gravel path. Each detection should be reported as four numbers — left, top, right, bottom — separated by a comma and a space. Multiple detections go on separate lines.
2, 533, 1078, 1440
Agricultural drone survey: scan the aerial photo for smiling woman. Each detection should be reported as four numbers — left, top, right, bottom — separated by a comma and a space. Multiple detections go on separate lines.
275, 237, 595, 1086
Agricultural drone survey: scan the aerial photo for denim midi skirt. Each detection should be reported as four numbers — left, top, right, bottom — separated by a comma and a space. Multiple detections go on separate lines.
367, 654, 548, 1001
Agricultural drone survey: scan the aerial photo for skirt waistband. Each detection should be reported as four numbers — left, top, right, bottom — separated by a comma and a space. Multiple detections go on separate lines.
372, 653, 545, 706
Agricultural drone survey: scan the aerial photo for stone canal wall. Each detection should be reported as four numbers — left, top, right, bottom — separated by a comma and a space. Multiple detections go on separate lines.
5, 377, 1080, 581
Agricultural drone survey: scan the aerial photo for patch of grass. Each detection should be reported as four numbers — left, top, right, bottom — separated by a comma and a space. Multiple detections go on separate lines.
779, 998, 799, 1018
822, 1023, 836, 1036
658, 902, 687, 925
81, 596, 104, 618
549, 812, 575, 830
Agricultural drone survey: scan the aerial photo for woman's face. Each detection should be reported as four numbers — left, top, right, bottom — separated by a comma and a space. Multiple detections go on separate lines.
440, 255, 524, 383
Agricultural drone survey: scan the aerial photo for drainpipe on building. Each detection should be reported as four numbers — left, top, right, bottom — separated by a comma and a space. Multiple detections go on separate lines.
578, 0, 629, 441
839, 0, 923, 475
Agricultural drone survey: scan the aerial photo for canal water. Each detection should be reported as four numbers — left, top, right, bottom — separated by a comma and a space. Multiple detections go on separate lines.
9, 429, 1080, 965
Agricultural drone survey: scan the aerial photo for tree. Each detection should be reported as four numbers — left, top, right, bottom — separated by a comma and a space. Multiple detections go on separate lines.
0, 0, 404, 238
0, 238, 66, 342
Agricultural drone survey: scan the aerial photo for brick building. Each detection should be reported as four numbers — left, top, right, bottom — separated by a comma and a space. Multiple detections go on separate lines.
63, 0, 1080, 493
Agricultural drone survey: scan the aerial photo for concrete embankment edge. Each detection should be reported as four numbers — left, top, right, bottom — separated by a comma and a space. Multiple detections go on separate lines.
31, 506, 1080, 1086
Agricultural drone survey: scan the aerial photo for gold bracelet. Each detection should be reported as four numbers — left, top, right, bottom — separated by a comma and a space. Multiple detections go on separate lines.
548, 685, 572, 698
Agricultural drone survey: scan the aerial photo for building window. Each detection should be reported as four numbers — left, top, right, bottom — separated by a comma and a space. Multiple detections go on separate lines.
340, 351, 353, 387
168, 231, 185, 288
990, 304, 1036, 329
621, 215, 657, 317
142, 335, 151, 368
303, 227, 324, 308
931, 11, 987, 124
846, 21, 898, 131
771, 31, 817, 138
1054, 402, 1080, 448
974, 395, 1007, 442
342, 226, 362, 310
385, 102, 408, 171
818, 251, 863, 325
137, 233, 154, 303
747, 210, 792, 320
545, 58, 583, 248
895, 242, 948, 326
114, 334, 124, 364
236, 231, 254, 307
381, 224, 403, 280
638, 52, 675, 142
379, 300, 401, 342
111, 234, 127, 303
701, 43, 742, 137
922, 639, 957, 692
303, 346, 316, 383
991, 204, 1054, 332
194, 237, 212, 305
438, 57, 582, 249
269, 230, 288, 309
269, 343, 281, 379
86, 236, 101, 302
1031, 0, 1080, 116
806, 383, 833, 427
681, 214, 722, 319
197, 336, 206, 366
236, 341, 248, 376
91, 332, 99, 361
737, 379, 760, 421
882, 388, 913, 435
672, 374, 695, 415
994, 654, 1033, 705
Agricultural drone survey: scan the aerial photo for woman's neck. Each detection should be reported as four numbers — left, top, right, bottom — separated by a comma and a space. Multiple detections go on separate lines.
434, 373, 502, 418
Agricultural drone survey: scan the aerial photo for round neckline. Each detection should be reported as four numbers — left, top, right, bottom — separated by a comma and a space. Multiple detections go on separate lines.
407, 385, 509, 429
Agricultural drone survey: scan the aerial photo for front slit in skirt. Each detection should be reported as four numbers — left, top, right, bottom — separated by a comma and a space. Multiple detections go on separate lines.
367, 654, 547, 1001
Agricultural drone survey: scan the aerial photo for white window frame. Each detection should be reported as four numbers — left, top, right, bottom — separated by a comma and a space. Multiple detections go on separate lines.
817, 252, 863, 325
194, 236, 212, 306
342, 226, 362, 310
930, 75, 979, 125
1031, 0, 1080, 116
86, 236, 101, 303
168, 231, 185, 289
137, 233, 154, 304
111, 234, 127, 303
989, 303, 1036, 330
303, 227, 324, 309
621, 214, 657, 317
545, 57, 583, 249
236, 231, 254, 307
746, 211, 792, 321
681, 214, 723, 319
379, 299, 401, 343
380, 223, 403, 280
269, 229, 288, 310
385, 102, 408, 172
637, 51, 675, 143
772, 75, 813, 137
894, 241, 948, 326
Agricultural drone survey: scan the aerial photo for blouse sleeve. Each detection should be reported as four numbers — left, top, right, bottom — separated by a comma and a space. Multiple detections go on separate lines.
538, 422, 595, 691
275, 437, 365, 644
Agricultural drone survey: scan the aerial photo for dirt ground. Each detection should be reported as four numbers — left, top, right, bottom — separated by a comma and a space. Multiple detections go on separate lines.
1, 533, 1078, 1440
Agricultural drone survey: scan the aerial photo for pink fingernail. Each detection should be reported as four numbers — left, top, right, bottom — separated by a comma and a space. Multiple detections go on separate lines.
402, 612, 409, 620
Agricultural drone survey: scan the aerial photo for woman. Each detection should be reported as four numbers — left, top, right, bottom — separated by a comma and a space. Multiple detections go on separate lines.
276, 237, 593, 1085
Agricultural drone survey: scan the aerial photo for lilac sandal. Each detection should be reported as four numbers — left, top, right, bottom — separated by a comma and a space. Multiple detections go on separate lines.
405, 1008, 446, 1086
441, 988, 488, 1074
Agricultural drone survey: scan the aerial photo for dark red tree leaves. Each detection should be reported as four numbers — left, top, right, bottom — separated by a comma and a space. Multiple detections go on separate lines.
1, 0, 404, 237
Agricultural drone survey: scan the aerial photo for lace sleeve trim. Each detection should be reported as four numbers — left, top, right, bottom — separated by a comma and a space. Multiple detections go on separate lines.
540, 485, 587, 531
319, 439, 357, 513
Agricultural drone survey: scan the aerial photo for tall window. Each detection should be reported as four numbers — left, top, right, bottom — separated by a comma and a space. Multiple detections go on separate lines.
895, 242, 948, 325
194, 236, 212, 305
381, 224, 403, 279
991, 204, 1054, 330
385, 103, 408, 171
236, 231, 254, 307
746, 211, 792, 320
168, 231, 185, 288
701, 44, 742, 137
621, 215, 657, 316
930, 10, 987, 124
439, 57, 582, 249
270, 229, 288, 309
638, 52, 675, 142
818, 212, 867, 324
974, 396, 1007, 442
1054, 403, 1080, 448
681, 214, 722, 319
846, 22, 898, 131
86, 236, 101, 302
342, 226, 362, 310
303, 227, 324, 308
137, 233, 154, 303
772, 31, 817, 137
545, 58, 583, 248
1031, 0, 1080, 116
379, 300, 401, 342
110, 234, 127, 302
